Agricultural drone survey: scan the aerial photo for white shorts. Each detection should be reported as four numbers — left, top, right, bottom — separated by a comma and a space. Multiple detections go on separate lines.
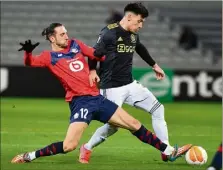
100, 80, 160, 113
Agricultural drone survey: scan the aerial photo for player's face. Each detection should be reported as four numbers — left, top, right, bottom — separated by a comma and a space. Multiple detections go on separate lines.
128, 14, 145, 33
53, 26, 69, 48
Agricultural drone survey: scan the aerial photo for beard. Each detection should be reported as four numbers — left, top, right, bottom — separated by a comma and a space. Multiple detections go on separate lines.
56, 42, 68, 48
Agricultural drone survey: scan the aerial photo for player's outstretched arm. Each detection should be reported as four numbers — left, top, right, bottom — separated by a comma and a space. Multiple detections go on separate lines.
75, 39, 105, 61
135, 41, 156, 66
136, 42, 165, 80
18, 40, 50, 67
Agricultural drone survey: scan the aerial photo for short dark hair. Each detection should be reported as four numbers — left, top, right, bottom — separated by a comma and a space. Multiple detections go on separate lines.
41, 23, 63, 41
124, 2, 149, 18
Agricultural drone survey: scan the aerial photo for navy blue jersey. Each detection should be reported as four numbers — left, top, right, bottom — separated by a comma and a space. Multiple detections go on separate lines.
90, 23, 140, 88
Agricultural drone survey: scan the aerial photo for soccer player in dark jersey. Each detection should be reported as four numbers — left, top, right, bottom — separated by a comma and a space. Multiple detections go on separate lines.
207, 143, 222, 170
11, 23, 191, 164
79, 2, 172, 163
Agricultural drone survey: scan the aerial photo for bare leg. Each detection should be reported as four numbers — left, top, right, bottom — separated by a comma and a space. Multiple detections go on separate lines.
11, 122, 88, 163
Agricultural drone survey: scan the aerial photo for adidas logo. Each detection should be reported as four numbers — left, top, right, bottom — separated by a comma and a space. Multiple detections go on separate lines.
118, 37, 123, 41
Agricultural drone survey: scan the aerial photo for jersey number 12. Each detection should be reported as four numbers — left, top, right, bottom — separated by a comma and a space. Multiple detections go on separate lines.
80, 108, 88, 119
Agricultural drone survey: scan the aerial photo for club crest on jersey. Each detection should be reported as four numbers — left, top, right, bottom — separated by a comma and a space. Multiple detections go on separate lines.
131, 34, 136, 43
71, 48, 79, 53
57, 54, 63, 57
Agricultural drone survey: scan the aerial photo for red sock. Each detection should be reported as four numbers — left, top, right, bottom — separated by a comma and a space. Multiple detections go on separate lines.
35, 141, 65, 158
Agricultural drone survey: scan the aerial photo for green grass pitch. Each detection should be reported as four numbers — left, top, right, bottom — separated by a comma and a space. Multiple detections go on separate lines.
1, 97, 222, 170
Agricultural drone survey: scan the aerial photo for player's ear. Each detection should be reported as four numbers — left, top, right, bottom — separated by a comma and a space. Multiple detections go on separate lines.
49, 36, 55, 43
126, 12, 132, 21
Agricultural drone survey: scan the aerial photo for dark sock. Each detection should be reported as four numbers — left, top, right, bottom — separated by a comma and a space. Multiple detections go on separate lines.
210, 143, 222, 170
35, 141, 65, 158
132, 125, 167, 152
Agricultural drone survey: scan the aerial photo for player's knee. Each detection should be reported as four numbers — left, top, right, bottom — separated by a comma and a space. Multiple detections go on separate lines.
152, 104, 165, 120
129, 118, 141, 131
63, 141, 78, 152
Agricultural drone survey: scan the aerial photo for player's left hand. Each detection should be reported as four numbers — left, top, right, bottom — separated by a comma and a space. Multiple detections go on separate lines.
89, 70, 100, 87
18, 40, 40, 53
152, 64, 165, 80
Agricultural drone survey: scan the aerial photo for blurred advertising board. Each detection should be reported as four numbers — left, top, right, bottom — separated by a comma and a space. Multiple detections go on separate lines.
1, 66, 222, 101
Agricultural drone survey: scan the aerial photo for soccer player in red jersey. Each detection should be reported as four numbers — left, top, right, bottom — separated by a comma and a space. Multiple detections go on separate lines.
11, 23, 192, 164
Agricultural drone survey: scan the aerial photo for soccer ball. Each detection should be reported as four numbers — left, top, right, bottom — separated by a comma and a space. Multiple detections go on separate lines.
185, 146, 208, 165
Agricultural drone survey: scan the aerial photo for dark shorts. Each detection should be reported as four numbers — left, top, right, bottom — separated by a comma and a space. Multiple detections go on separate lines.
69, 95, 118, 124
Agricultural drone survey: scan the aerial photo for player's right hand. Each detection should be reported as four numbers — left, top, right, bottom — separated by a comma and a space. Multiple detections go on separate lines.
18, 40, 40, 53
89, 70, 100, 87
